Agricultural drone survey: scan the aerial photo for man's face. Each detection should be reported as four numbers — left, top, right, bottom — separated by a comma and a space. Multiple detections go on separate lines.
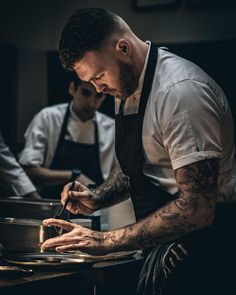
73, 44, 139, 99
70, 81, 106, 121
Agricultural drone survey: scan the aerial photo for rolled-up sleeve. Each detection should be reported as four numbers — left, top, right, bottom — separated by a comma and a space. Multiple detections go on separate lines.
158, 79, 222, 170
0, 132, 36, 196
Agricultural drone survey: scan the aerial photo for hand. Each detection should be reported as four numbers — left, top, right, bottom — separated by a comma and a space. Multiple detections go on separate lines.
61, 181, 99, 215
41, 218, 110, 255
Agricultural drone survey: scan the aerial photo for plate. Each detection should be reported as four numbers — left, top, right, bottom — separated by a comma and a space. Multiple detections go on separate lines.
74, 250, 137, 260
5, 253, 94, 271
4, 251, 137, 271
0, 265, 34, 277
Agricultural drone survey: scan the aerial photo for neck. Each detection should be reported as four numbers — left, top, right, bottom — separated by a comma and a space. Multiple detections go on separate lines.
131, 38, 149, 78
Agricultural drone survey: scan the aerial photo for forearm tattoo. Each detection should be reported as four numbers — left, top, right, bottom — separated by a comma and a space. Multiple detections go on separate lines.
96, 164, 131, 209
104, 158, 219, 250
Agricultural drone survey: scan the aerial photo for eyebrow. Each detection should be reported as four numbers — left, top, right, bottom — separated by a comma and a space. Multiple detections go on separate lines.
88, 70, 103, 83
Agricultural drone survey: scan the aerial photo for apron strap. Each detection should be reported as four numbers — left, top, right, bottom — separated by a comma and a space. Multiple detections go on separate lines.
50, 104, 70, 168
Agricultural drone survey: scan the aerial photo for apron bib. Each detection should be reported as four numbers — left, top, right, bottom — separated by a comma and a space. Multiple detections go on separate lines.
42, 104, 103, 199
115, 42, 176, 221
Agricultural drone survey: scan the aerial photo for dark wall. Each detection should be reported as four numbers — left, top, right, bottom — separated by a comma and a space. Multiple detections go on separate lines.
0, 43, 17, 147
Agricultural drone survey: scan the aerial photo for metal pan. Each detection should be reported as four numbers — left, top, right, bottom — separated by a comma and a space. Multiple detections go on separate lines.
0, 217, 59, 253
0, 197, 61, 219
4, 251, 137, 271
5, 253, 96, 271
0, 217, 92, 254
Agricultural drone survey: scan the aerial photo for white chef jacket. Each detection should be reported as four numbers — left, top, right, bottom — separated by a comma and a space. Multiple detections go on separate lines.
19, 103, 117, 182
115, 42, 236, 202
0, 132, 36, 196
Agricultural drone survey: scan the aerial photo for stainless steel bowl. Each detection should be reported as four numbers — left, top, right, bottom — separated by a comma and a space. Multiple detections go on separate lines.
0, 217, 92, 254
0, 197, 61, 219
0, 217, 58, 253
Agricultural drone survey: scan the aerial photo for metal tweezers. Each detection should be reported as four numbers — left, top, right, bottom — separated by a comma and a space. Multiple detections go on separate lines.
54, 181, 76, 219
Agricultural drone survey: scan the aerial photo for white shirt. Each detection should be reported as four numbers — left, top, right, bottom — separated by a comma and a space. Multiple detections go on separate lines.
115, 43, 236, 202
0, 132, 36, 196
19, 103, 117, 181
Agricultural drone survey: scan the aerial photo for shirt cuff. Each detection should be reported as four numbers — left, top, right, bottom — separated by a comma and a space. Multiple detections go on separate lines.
171, 151, 221, 170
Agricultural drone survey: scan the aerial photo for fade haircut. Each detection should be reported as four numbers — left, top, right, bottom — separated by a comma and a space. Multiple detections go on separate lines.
59, 7, 122, 71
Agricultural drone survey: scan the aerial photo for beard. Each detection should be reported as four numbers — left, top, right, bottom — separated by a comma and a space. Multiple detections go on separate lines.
117, 60, 139, 99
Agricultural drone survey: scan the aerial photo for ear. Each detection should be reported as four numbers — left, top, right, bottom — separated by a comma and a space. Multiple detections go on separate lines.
115, 39, 130, 57
68, 81, 75, 96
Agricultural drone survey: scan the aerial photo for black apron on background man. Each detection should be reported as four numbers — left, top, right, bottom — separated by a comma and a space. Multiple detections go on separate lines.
115, 42, 235, 295
42, 104, 104, 199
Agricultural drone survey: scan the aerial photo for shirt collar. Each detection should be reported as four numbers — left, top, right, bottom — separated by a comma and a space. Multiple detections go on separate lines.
131, 41, 151, 101
116, 41, 151, 114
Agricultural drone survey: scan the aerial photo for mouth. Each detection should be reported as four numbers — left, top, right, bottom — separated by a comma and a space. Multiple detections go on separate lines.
83, 110, 95, 117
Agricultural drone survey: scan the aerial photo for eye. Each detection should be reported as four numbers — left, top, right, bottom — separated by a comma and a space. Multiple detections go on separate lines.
94, 73, 104, 81
81, 88, 92, 97
96, 93, 104, 99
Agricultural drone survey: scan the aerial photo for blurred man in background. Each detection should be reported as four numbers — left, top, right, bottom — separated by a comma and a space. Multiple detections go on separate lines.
19, 74, 116, 198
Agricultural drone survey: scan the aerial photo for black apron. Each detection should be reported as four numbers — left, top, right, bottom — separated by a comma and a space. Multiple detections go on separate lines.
115, 43, 176, 221
115, 43, 236, 295
41, 104, 104, 199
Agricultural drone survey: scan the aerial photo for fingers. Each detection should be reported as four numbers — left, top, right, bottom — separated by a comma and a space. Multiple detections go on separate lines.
61, 181, 83, 204
41, 220, 81, 251
60, 182, 97, 215
68, 190, 90, 200
43, 218, 75, 231
56, 244, 82, 252
61, 182, 73, 203
41, 235, 80, 252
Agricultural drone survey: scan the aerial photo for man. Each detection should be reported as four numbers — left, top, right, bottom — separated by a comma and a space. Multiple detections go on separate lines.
0, 131, 40, 198
41, 7, 236, 294
19, 74, 116, 199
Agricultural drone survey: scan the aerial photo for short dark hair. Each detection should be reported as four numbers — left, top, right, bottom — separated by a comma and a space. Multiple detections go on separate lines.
59, 7, 118, 71
70, 71, 82, 90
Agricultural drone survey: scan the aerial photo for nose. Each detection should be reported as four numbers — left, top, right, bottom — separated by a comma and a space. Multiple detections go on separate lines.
88, 97, 97, 109
91, 80, 106, 93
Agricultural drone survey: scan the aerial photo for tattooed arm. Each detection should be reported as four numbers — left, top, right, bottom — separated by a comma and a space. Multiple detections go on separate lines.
42, 158, 219, 254
95, 164, 131, 208
101, 158, 219, 251
59, 164, 131, 215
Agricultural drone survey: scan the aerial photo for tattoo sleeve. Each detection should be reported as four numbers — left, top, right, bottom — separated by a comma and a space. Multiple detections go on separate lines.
102, 158, 219, 251
96, 164, 131, 209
